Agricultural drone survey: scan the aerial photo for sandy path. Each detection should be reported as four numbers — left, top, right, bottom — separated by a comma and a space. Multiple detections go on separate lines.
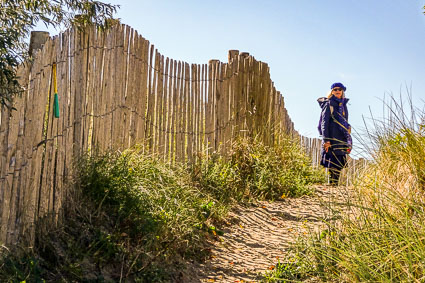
184, 185, 351, 282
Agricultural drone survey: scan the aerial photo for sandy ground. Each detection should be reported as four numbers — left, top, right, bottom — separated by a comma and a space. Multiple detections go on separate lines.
183, 185, 352, 283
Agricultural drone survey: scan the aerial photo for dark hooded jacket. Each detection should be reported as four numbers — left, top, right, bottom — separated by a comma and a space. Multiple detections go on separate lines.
318, 96, 351, 155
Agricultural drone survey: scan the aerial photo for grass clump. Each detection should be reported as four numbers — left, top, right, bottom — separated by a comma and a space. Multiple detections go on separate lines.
0, 149, 218, 282
264, 94, 425, 282
194, 136, 325, 203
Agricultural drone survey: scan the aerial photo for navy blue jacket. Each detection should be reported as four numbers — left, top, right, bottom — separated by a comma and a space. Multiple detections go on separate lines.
318, 96, 350, 155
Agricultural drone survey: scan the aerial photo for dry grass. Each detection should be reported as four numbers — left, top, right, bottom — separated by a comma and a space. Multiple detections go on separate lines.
265, 93, 425, 282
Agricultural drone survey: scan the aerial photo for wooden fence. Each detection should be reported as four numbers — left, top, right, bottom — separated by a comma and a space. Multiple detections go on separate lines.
0, 24, 326, 245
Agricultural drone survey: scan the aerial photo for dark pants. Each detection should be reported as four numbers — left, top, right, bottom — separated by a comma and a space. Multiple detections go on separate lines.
329, 168, 342, 185
320, 151, 347, 185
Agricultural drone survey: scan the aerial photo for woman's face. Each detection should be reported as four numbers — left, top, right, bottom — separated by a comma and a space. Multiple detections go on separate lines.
332, 87, 343, 98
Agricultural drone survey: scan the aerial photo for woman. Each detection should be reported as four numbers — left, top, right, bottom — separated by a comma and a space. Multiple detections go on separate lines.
318, 82, 352, 185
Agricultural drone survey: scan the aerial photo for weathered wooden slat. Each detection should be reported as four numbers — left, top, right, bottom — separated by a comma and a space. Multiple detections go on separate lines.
206, 60, 214, 155
35, 38, 54, 226
230, 59, 236, 146
183, 62, 190, 162
195, 64, 200, 158
225, 63, 232, 154
187, 63, 194, 163
223, 63, 231, 155
257, 60, 264, 140
192, 63, 198, 162
103, 26, 116, 150
162, 57, 169, 160
80, 28, 92, 153
0, 61, 27, 243
91, 28, 104, 150
24, 37, 54, 244
277, 94, 283, 143
110, 24, 122, 149
131, 35, 144, 146
84, 25, 96, 152
203, 64, 208, 154
146, 46, 155, 152
217, 63, 225, 155
271, 86, 277, 145
128, 30, 141, 147
234, 55, 241, 140
63, 28, 77, 204
121, 25, 132, 149
49, 37, 62, 216
16, 35, 45, 244
216, 62, 222, 154
156, 54, 164, 155
6, 62, 29, 242
239, 56, 247, 139
116, 24, 128, 149
0, 102, 9, 227
41, 36, 59, 220
200, 64, 205, 156
195, 64, 201, 159
52, 30, 70, 222
138, 37, 149, 148
213, 61, 219, 152
151, 50, 160, 154
110, 25, 124, 150
98, 28, 111, 151
181, 61, 187, 161
72, 29, 85, 159
0, 96, 11, 242
178, 62, 185, 162
258, 59, 264, 140
171, 60, 179, 162
252, 59, 260, 139
165, 58, 173, 160
128, 30, 138, 147
175, 61, 183, 162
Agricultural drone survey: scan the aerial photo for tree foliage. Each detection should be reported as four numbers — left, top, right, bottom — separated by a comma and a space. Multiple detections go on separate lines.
0, 0, 119, 108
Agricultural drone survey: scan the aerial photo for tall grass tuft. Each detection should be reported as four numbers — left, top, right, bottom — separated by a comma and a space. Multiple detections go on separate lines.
193, 135, 326, 203
265, 94, 425, 282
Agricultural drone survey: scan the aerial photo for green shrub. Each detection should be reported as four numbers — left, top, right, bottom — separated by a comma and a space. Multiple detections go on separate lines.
194, 136, 325, 203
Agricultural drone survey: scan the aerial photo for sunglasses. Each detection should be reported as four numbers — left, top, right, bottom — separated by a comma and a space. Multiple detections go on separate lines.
333, 88, 343, 92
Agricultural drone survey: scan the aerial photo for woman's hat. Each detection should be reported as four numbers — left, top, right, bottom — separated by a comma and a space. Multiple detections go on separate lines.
331, 82, 346, 91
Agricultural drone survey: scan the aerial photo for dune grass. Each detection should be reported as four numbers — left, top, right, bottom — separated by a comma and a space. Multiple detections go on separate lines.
264, 94, 425, 282
193, 136, 326, 203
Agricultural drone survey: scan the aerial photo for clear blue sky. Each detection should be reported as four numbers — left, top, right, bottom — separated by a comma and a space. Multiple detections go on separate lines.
37, 0, 425, 157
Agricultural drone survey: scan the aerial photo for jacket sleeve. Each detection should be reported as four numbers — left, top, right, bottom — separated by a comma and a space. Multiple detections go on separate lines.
345, 104, 349, 121
321, 102, 331, 142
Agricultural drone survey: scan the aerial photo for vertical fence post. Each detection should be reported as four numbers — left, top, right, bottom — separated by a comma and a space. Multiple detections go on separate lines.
29, 31, 50, 57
